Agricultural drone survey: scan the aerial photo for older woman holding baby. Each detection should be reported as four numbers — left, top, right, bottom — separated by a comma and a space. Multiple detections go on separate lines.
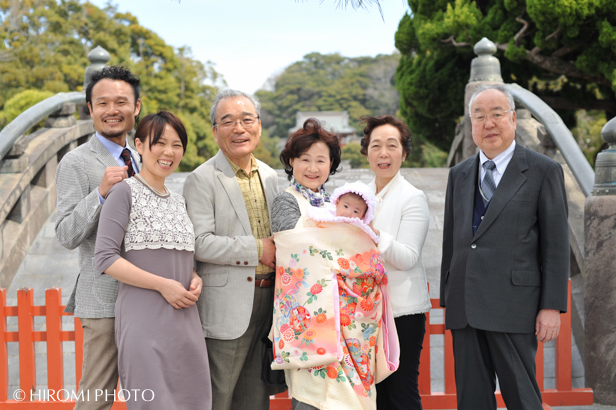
273, 116, 404, 410
271, 118, 341, 233
361, 115, 431, 410
271, 119, 342, 410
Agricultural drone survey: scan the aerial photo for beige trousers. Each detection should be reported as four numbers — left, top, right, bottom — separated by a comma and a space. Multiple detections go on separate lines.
74, 318, 119, 410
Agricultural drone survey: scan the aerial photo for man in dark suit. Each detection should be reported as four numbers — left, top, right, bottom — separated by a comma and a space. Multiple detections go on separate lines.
440, 84, 569, 410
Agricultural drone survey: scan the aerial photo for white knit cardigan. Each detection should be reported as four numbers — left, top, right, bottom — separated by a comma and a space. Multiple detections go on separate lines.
369, 172, 432, 317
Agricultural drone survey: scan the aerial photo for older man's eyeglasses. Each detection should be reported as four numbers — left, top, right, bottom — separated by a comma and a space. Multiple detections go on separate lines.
471, 109, 513, 123
214, 115, 260, 129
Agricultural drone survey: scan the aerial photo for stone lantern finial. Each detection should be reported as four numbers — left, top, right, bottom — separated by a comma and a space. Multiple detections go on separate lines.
592, 117, 616, 195
83, 46, 110, 90
469, 37, 503, 83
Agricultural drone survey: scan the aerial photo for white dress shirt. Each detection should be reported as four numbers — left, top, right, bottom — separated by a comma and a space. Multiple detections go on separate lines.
479, 140, 516, 188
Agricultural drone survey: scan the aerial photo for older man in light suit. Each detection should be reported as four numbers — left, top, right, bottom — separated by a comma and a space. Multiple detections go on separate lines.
440, 84, 569, 410
56, 66, 141, 410
184, 90, 279, 410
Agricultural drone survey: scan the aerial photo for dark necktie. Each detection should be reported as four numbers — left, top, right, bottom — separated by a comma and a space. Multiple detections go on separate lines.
481, 160, 496, 205
120, 148, 135, 177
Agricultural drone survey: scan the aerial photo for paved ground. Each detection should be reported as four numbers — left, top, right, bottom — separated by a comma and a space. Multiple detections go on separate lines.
9, 168, 613, 408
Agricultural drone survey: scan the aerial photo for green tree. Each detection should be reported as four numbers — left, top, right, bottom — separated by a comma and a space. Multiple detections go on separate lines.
0, 0, 221, 170
0, 89, 54, 127
341, 142, 370, 169
256, 52, 400, 140
571, 109, 608, 167
253, 129, 283, 169
395, 0, 616, 154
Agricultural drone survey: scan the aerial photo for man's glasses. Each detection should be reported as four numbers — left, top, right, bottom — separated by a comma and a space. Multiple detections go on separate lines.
471, 109, 513, 123
214, 115, 260, 129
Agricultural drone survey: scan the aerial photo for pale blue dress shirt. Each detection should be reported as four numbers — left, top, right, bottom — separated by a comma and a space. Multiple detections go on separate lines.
95, 132, 139, 204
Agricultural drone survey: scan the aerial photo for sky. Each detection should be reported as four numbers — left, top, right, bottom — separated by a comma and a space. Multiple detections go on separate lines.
88, 0, 410, 94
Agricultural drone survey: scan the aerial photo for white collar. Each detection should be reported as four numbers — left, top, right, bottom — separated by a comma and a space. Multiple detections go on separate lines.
479, 140, 516, 175
369, 171, 403, 203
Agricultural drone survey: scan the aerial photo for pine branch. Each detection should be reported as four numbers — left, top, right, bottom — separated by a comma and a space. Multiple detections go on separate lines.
551, 44, 581, 58
485, 42, 608, 87
440, 36, 471, 47
514, 16, 529, 46
538, 96, 616, 112
524, 51, 610, 87
545, 26, 561, 42
319, 0, 384, 19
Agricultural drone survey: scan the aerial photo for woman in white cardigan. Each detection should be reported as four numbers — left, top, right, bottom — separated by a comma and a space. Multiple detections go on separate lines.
361, 115, 431, 410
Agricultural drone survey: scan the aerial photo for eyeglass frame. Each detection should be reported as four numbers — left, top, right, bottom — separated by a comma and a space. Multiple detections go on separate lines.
470, 109, 514, 123
213, 115, 261, 129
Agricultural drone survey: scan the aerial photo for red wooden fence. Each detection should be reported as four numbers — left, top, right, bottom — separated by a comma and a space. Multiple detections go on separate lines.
0, 287, 125, 409
0, 282, 592, 409
271, 281, 594, 409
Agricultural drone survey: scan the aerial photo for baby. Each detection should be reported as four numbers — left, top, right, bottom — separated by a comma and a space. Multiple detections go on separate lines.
335, 191, 369, 220
307, 181, 379, 243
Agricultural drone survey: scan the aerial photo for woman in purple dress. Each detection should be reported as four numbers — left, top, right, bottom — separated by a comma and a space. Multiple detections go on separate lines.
95, 111, 211, 410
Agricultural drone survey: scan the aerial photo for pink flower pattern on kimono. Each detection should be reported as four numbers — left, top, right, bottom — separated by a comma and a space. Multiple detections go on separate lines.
272, 225, 392, 409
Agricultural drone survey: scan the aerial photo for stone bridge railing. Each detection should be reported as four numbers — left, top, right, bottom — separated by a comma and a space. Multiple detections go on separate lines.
0, 47, 110, 286
448, 38, 616, 404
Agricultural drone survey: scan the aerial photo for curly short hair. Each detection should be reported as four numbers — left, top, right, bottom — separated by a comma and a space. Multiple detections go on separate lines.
280, 118, 341, 181
86, 65, 141, 107
359, 115, 412, 159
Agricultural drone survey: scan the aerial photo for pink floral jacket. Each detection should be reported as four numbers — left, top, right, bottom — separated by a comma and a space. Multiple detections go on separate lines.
272, 222, 399, 409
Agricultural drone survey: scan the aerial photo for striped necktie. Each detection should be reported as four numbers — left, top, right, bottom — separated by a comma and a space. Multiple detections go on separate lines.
120, 148, 135, 177
481, 160, 496, 205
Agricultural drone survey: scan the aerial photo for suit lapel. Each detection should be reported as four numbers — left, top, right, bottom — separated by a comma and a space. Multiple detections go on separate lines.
460, 155, 479, 241
257, 165, 276, 220
129, 144, 141, 172
89, 134, 123, 168
214, 151, 252, 235
473, 144, 528, 240
89, 133, 141, 171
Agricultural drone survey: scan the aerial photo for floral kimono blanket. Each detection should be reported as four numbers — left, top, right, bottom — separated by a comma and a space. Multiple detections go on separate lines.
272, 222, 399, 410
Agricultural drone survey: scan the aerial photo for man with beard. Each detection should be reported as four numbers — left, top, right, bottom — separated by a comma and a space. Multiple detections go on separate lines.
55, 66, 141, 410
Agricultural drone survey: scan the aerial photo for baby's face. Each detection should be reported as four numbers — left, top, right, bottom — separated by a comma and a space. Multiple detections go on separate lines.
336, 194, 368, 220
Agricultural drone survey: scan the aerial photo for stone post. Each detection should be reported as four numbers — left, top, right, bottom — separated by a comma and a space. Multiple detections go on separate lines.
462, 38, 504, 160
79, 46, 110, 119
584, 116, 616, 405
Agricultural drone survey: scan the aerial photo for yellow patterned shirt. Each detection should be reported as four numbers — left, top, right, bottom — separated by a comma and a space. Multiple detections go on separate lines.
227, 155, 273, 276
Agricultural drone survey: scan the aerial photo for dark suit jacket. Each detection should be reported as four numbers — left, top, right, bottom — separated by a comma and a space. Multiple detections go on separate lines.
439, 144, 569, 334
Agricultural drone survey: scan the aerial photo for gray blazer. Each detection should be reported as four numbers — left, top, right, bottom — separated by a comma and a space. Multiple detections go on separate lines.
55, 134, 140, 318
183, 150, 279, 340
440, 144, 569, 334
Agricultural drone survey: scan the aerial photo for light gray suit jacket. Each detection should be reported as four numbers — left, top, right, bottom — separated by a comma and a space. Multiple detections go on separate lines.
183, 150, 279, 340
55, 134, 140, 318
440, 144, 569, 334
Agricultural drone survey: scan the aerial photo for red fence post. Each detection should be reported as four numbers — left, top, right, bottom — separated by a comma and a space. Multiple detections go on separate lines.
444, 327, 456, 395
74, 317, 84, 392
17, 288, 36, 401
555, 280, 573, 392
0, 288, 7, 402
270, 392, 292, 410
536, 341, 544, 392
45, 288, 64, 400
418, 310, 431, 394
